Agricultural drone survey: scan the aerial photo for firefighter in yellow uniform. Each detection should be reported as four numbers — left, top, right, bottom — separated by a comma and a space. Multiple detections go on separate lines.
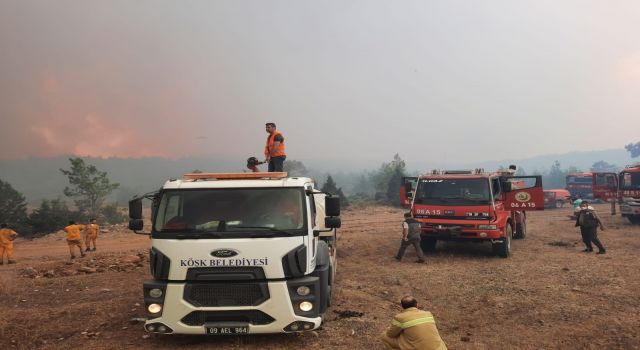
381, 296, 447, 350
0, 223, 19, 265
64, 221, 86, 259
84, 218, 99, 252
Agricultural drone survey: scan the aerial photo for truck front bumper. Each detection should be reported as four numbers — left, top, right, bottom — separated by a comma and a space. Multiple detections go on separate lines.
422, 226, 502, 241
143, 280, 322, 334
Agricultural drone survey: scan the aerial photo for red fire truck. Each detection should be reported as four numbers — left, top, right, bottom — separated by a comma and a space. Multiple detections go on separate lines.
566, 172, 595, 199
592, 163, 640, 225
406, 169, 544, 258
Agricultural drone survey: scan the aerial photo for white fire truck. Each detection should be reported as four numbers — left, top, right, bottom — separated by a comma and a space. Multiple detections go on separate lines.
128, 172, 341, 335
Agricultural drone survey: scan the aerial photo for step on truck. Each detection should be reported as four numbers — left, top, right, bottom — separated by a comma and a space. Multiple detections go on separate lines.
127, 172, 341, 335
592, 163, 640, 225
406, 169, 544, 257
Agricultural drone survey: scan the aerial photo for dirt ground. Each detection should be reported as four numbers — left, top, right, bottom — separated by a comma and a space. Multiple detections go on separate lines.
1, 203, 639, 350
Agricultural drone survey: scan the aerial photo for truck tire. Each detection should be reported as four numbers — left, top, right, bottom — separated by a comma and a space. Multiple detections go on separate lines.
514, 221, 526, 240
492, 224, 512, 258
420, 238, 437, 252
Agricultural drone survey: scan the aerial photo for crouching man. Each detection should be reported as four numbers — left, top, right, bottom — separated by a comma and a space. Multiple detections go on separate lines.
381, 295, 447, 350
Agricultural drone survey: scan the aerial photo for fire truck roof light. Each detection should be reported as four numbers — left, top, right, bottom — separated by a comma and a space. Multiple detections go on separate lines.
183, 172, 289, 180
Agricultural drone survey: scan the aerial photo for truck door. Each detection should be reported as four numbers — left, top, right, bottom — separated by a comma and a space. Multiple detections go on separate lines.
503, 176, 544, 210
400, 177, 418, 208
592, 172, 618, 201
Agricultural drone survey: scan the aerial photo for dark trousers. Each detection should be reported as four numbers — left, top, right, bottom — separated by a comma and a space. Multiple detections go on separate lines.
395, 238, 424, 260
580, 226, 605, 252
268, 156, 286, 172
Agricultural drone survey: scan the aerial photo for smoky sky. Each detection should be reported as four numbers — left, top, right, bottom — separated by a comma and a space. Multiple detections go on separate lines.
1, 0, 639, 164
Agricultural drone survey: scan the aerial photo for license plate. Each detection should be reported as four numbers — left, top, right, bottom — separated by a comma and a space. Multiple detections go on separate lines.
206, 326, 248, 335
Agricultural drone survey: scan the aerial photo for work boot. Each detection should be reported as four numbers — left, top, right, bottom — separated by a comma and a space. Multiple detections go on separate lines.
582, 248, 593, 252
597, 250, 606, 255
85, 248, 91, 252
394, 256, 401, 261
415, 259, 426, 264
8, 260, 16, 264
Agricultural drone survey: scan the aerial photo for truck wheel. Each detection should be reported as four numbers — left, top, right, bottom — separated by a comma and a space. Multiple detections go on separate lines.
514, 221, 526, 240
420, 238, 437, 252
492, 224, 512, 258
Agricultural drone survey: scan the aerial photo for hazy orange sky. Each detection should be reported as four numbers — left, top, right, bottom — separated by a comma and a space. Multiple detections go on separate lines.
1, 1, 639, 164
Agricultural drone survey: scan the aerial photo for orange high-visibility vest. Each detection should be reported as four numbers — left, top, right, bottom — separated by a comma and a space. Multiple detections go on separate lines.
265, 131, 286, 158
64, 225, 83, 241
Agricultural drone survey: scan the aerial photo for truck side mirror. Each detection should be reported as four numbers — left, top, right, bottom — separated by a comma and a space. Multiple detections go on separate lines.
325, 195, 340, 217
129, 219, 144, 231
129, 198, 143, 220
325, 217, 341, 229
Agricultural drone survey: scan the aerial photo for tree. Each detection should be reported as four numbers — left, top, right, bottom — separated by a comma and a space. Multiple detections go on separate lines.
28, 199, 77, 235
60, 157, 120, 217
101, 203, 127, 224
625, 142, 640, 158
543, 160, 564, 188
0, 178, 29, 233
371, 154, 406, 204
386, 166, 404, 207
321, 175, 349, 208
591, 161, 618, 172
283, 160, 308, 177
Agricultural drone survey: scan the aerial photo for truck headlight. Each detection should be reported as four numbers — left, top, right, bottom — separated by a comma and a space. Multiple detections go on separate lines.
296, 286, 311, 296
478, 224, 497, 230
149, 288, 163, 298
299, 301, 313, 312
148, 303, 163, 314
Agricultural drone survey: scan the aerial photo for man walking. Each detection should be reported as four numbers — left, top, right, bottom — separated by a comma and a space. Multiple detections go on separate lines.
394, 213, 425, 263
0, 223, 18, 265
575, 201, 606, 254
84, 218, 99, 252
64, 221, 86, 259
264, 122, 286, 172
381, 295, 448, 350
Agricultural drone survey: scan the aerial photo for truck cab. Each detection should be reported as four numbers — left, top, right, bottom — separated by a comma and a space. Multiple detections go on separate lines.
593, 164, 640, 224
128, 172, 341, 335
566, 172, 595, 199
410, 170, 543, 257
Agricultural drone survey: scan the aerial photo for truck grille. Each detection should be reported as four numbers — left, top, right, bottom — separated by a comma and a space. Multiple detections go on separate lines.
184, 283, 269, 307
181, 310, 275, 326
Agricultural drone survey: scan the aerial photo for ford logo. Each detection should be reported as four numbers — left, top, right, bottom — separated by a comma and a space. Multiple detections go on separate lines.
211, 249, 239, 258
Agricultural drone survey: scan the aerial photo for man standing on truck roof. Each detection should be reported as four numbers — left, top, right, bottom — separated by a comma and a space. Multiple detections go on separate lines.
381, 295, 448, 350
394, 213, 425, 263
84, 218, 99, 252
64, 221, 86, 259
575, 201, 606, 254
264, 122, 286, 172
0, 223, 19, 265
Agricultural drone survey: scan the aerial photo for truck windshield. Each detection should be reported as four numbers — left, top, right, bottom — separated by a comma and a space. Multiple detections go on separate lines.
620, 172, 640, 190
567, 176, 591, 184
414, 178, 491, 206
153, 188, 306, 237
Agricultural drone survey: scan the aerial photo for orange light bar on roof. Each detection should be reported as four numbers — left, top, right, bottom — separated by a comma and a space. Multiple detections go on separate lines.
183, 172, 288, 180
